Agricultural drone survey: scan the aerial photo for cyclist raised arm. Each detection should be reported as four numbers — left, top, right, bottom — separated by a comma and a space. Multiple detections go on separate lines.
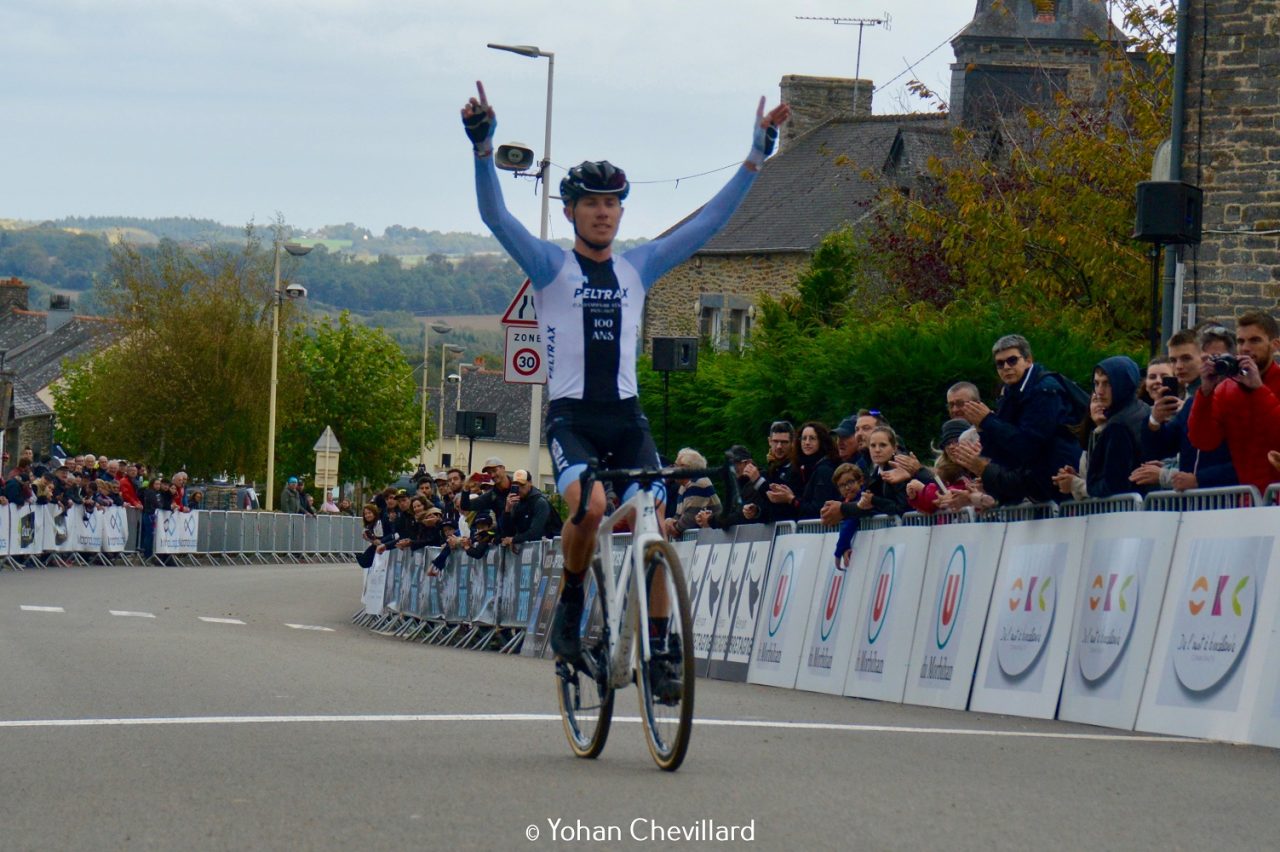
463, 81, 788, 672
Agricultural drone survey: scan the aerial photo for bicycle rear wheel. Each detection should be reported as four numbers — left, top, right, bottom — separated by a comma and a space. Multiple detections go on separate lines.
556, 559, 614, 759
636, 541, 695, 771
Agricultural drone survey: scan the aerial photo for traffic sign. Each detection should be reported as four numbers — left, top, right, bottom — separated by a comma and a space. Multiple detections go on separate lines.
501, 278, 538, 327
504, 326, 546, 384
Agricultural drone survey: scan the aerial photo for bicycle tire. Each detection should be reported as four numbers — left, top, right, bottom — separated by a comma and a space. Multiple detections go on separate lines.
636, 540, 695, 771
556, 559, 614, 759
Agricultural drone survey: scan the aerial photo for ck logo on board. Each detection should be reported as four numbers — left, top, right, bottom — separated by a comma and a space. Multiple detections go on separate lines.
767, 551, 796, 637
934, 546, 967, 650
865, 547, 896, 645
994, 545, 1062, 679
1077, 569, 1139, 684
1171, 557, 1259, 693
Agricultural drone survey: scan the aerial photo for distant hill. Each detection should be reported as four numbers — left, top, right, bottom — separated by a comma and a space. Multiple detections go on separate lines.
0, 215, 649, 315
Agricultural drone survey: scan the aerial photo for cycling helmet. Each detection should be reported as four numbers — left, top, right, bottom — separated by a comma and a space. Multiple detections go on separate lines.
559, 160, 629, 203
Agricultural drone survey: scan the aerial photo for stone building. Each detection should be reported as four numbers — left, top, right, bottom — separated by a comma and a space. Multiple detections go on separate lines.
1179, 0, 1280, 323
644, 0, 1123, 348
0, 277, 118, 457
426, 356, 554, 488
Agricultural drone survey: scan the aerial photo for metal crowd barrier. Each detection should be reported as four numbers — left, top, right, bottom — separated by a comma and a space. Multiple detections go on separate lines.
980, 501, 1059, 523
902, 507, 978, 526
0, 510, 363, 571
1143, 485, 1263, 512
1058, 493, 1144, 518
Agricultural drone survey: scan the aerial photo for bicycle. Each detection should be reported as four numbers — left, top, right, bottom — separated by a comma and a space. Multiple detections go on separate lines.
554, 454, 738, 772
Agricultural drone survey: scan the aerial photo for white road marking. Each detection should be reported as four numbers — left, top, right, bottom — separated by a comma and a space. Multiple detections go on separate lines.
0, 713, 1207, 744
198, 617, 246, 625
20, 605, 65, 613
285, 624, 335, 632
110, 611, 156, 618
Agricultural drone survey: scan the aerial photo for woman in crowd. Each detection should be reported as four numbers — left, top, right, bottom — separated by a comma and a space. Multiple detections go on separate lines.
1053, 355, 1149, 500
664, 448, 722, 537
1139, 356, 1175, 406
906, 419, 978, 514
856, 425, 911, 516
357, 502, 390, 568
766, 421, 840, 520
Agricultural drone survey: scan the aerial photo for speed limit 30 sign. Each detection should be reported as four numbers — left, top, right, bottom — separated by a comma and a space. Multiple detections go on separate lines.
504, 326, 547, 384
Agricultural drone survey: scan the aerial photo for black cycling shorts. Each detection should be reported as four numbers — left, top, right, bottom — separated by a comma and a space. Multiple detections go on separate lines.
546, 397, 662, 499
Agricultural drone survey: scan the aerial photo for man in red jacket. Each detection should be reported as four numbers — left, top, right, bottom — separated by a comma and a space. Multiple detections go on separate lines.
1188, 312, 1280, 495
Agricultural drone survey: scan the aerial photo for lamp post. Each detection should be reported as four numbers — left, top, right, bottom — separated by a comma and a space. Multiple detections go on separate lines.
438, 342, 464, 466
420, 322, 452, 469
489, 41, 553, 479
266, 239, 312, 512
447, 371, 462, 468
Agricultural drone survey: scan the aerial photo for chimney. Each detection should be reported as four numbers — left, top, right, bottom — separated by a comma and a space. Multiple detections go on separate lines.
47, 294, 75, 334
0, 277, 29, 314
779, 75, 875, 150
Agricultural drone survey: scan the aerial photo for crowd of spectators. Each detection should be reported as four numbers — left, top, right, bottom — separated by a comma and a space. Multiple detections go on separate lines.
659, 316, 1280, 537
357, 457, 563, 570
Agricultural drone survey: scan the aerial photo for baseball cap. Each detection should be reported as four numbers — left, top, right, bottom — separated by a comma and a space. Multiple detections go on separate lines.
511, 469, 531, 485
481, 456, 504, 471
424, 506, 443, 517
396, 488, 409, 497
473, 511, 495, 527
833, 417, 858, 438
287, 476, 299, 484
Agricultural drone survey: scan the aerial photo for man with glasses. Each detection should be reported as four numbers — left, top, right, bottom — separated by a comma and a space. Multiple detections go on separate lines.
946, 382, 982, 421
959, 334, 1081, 503
1189, 312, 1280, 494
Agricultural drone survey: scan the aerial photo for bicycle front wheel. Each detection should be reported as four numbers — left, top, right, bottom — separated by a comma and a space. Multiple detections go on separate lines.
556, 559, 614, 759
636, 541, 695, 772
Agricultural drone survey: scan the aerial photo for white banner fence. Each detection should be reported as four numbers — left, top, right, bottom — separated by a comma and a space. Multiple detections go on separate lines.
353, 489, 1280, 749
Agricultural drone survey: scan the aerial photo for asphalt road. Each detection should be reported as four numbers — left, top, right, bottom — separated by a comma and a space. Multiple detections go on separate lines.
1, 562, 1277, 851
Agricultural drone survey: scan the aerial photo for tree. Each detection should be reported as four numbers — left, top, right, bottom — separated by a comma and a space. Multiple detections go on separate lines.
864, 0, 1177, 340
274, 312, 420, 492
55, 238, 422, 489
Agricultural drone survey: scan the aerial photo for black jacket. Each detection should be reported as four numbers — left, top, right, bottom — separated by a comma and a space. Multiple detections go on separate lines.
978, 364, 1083, 502
502, 486, 554, 543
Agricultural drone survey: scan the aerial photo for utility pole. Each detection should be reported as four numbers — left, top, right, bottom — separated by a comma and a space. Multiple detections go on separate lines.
796, 13, 892, 115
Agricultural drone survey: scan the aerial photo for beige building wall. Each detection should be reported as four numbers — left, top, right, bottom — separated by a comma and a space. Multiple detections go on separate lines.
644, 252, 810, 345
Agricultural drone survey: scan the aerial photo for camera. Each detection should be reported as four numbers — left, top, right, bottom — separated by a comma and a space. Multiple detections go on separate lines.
1210, 354, 1242, 377
284, 283, 308, 300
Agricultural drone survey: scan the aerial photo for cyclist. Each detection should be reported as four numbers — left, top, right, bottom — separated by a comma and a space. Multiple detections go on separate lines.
462, 81, 788, 693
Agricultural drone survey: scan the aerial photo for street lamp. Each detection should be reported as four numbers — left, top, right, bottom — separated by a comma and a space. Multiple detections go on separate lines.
419, 321, 453, 468
266, 239, 313, 513
437, 343, 464, 466
489, 41, 554, 478
447, 371, 462, 469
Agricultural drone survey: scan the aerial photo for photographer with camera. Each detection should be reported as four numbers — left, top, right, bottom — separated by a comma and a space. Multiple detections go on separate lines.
1188, 312, 1280, 494
1131, 328, 1237, 492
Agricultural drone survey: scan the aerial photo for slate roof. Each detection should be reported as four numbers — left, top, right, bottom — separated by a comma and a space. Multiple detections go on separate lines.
0, 311, 46, 353
678, 113, 949, 255
429, 365, 550, 446
11, 378, 51, 420
5, 314, 119, 393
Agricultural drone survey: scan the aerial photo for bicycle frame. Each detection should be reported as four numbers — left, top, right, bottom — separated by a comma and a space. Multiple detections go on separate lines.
593, 484, 665, 690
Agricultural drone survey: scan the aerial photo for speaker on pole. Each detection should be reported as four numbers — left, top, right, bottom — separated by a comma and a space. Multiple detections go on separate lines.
651, 337, 698, 373
1134, 181, 1203, 245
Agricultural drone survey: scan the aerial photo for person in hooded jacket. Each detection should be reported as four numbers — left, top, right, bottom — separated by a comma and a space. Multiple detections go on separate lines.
1053, 356, 1149, 500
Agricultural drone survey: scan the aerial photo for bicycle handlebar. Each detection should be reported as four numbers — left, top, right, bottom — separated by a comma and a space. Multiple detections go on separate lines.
570, 451, 743, 526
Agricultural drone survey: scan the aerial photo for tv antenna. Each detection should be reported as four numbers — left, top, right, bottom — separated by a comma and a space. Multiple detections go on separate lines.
796, 13, 892, 116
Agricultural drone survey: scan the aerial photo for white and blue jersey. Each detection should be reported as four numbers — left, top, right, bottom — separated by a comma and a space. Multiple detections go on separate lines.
474, 156, 756, 403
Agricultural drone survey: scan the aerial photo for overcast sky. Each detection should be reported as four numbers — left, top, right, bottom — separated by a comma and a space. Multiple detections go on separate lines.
4, 1, 977, 240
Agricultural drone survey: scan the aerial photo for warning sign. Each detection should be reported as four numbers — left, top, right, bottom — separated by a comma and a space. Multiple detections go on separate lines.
504, 326, 546, 384
501, 278, 538, 327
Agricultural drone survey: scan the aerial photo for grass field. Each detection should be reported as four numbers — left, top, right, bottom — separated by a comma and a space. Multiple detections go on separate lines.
415, 313, 503, 333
